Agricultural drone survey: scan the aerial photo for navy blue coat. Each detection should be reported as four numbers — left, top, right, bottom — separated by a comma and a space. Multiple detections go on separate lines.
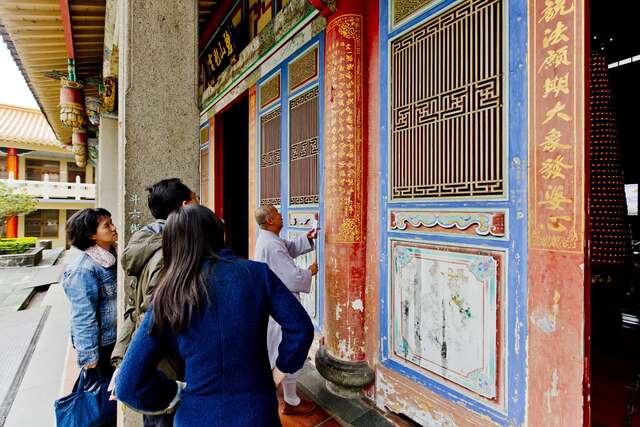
115, 254, 314, 426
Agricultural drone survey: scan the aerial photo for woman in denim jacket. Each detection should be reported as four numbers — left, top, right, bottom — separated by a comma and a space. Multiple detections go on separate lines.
63, 208, 118, 377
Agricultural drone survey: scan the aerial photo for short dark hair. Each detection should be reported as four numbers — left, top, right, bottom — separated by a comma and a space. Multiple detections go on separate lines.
66, 208, 111, 250
146, 178, 193, 220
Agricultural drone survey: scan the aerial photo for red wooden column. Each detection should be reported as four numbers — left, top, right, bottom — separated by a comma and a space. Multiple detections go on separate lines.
528, 0, 587, 424
5, 148, 19, 237
314, 0, 374, 397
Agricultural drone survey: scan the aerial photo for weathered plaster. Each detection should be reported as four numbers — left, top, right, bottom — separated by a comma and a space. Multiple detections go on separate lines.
531, 290, 560, 334
375, 369, 499, 427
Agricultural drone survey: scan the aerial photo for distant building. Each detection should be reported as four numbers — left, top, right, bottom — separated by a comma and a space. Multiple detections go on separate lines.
0, 104, 96, 247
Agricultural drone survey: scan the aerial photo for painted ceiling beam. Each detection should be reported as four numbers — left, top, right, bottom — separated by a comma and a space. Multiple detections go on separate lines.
59, 0, 76, 80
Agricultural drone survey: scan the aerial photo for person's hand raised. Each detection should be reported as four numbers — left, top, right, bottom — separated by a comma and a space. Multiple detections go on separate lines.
309, 262, 318, 276
306, 228, 320, 240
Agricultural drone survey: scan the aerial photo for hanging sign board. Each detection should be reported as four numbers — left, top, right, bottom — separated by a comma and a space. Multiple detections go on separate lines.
200, 21, 240, 90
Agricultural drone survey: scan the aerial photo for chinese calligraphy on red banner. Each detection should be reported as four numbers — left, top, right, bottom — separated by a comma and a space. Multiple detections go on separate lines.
530, 0, 584, 252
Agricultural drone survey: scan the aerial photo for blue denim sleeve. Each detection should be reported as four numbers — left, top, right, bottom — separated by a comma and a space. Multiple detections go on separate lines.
62, 266, 100, 366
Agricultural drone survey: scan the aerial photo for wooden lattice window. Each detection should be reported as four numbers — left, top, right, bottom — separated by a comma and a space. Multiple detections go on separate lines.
390, 0, 504, 200
260, 108, 281, 205
289, 87, 319, 205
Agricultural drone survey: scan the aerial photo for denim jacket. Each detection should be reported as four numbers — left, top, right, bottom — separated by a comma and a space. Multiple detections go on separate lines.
62, 252, 117, 366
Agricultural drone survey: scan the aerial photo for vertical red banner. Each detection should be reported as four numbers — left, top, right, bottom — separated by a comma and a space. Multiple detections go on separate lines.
528, 0, 587, 425
530, 0, 585, 252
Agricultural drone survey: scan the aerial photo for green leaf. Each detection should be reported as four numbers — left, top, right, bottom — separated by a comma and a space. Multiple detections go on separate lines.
0, 182, 38, 222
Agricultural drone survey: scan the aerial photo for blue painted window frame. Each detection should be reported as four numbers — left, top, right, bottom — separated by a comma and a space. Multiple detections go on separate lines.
378, 0, 528, 425
256, 34, 326, 331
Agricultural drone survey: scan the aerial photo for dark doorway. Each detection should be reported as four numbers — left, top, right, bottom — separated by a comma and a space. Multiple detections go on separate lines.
215, 94, 249, 258
589, 1, 640, 425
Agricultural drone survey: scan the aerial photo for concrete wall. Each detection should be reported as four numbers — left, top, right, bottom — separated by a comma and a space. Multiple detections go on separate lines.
116, 1, 199, 425
118, 0, 199, 242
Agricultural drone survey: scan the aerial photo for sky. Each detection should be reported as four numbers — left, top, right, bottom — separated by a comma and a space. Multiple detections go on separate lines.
0, 40, 40, 109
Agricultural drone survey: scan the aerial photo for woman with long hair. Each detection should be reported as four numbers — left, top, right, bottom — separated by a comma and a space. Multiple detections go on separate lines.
115, 205, 314, 426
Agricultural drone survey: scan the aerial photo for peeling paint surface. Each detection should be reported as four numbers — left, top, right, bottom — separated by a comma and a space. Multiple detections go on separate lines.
375, 369, 500, 427
351, 298, 364, 312
544, 369, 560, 414
531, 290, 560, 333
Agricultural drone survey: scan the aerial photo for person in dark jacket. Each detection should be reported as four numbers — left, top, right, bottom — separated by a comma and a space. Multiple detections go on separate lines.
115, 205, 314, 426
111, 178, 197, 427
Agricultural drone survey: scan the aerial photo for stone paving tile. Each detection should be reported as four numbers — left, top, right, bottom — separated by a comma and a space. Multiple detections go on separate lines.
351, 410, 395, 427
0, 308, 48, 424
297, 364, 372, 424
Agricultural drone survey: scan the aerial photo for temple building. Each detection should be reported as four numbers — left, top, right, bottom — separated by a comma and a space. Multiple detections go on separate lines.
1, 0, 639, 425
0, 104, 96, 247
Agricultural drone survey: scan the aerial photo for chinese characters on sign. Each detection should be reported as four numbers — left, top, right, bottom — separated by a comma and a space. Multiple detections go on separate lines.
128, 193, 142, 234
530, 0, 584, 251
199, 22, 240, 91
324, 15, 364, 243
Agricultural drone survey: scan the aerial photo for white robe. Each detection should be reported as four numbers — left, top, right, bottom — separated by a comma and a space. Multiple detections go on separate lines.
254, 229, 313, 369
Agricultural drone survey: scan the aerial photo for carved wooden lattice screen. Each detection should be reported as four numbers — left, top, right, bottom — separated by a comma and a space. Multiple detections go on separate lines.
260, 108, 281, 205
289, 87, 319, 205
390, 0, 504, 200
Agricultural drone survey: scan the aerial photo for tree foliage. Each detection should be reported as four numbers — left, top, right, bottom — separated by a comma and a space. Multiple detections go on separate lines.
0, 182, 38, 220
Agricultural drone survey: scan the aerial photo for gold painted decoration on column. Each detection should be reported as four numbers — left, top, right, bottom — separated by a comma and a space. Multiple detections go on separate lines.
325, 14, 364, 243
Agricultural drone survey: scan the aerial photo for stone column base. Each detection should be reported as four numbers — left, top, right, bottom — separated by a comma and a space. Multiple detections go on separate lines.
314, 345, 374, 399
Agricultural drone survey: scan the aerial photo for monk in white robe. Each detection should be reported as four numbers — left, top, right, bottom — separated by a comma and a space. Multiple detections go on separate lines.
254, 205, 318, 415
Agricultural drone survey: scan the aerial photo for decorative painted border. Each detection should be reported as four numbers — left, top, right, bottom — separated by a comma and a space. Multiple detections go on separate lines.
259, 71, 281, 109
390, 0, 447, 30
390, 210, 507, 239
288, 44, 319, 94
389, 239, 503, 399
289, 211, 317, 228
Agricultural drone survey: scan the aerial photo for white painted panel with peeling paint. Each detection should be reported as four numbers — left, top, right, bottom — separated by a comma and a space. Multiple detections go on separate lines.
390, 239, 500, 398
